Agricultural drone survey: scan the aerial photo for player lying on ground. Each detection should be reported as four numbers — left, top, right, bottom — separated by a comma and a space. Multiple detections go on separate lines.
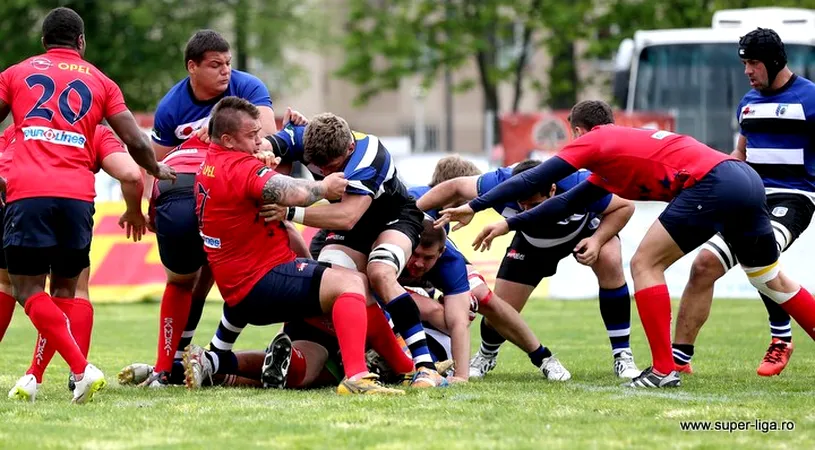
0, 7, 174, 403
418, 157, 639, 379
673, 28, 815, 378
4, 125, 146, 401
400, 218, 571, 381
259, 112, 448, 388
192, 97, 403, 395
439, 99, 815, 389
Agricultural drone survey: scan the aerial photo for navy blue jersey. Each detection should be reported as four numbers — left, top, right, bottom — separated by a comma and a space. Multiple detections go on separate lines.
738, 74, 815, 195
399, 238, 470, 296
151, 70, 273, 147
476, 167, 611, 247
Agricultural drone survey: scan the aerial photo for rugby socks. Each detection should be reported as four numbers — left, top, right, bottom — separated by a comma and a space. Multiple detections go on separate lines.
26, 297, 74, 382
366, 303, 415, 374
778, 287, 815, 341
177, 296, 207, 359
761, 293, 792, 342
634, 284, 674, 375
384, 293, 435, 370
23, 292, 87, 376
286, 346, 308, 388
599, 285, 632, 357
479, 317, 506, 357
672, 343, 694, 366
528, 345, 552, 368
69, 298, 94, 357
204, 350, 238, 375
0, 291, 15, 341
209, 309, 245, 352
332, 293, 368, 379
155, 283, 193, 374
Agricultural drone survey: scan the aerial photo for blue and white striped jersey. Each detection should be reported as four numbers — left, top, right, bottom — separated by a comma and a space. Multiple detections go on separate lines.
738, 74, 815, 196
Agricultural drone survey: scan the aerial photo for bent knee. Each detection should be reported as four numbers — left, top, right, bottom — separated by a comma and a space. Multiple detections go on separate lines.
689, 250, 726, 284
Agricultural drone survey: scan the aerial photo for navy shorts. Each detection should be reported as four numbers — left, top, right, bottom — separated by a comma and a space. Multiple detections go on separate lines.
222, 258, 329, 328
3, 197, 94, 277
0, 206, 6, 270
155, 195, 206, 275
659, 160, 777, 267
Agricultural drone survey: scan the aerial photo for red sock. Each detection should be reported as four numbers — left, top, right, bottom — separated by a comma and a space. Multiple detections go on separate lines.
69, 298, 94, 357
780, 287, 815, 340
155, 283, 193, 373
23, 293, 87, 375
366, 303, 414, 374
332, 293, 368, 378
634, 284, 674, 375
27, 297, 74, 383
285, 346, 308, 388
0, 291, 15, 342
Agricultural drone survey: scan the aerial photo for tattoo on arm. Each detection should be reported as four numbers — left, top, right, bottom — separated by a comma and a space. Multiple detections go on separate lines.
261, 175, 325, 206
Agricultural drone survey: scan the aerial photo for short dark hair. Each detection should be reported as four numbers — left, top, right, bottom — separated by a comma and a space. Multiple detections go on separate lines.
209, 96, 259, 140
185, 30, 230, 65
419, 217, 446, 250
303, 113, 353, 166
42, 7, 84, 49
568, 100, 615, 130
511, 159, 541, 177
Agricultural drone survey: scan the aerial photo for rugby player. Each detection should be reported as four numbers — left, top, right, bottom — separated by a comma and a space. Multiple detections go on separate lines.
440, 99, 815, 388
6, 125, 147, 401
0, 7, 173, 403
418, 160, 640, 379
674, 28, 815, 377
189, 97, 402, 395
260, 113, 448, 387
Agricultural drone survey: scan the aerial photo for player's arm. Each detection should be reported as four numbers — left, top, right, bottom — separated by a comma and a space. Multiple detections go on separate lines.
101, 153, 144, 213
265, 123, 306, 165
260, 172, 345, 207
443, 291, 472, 381
297, 193, 372, 230
509, 180, 609, 230
416, 176, 479, 211
469, 157, 577, 213
589, 195, 634, 246
258, 106, 277, 135
731, 134, 747, 161
107, 111, 167, 177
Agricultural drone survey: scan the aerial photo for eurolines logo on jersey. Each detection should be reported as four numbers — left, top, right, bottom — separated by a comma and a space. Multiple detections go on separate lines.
22, 126, 86, 148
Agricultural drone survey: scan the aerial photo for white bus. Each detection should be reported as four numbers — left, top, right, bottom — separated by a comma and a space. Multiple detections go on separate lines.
612, 7, 815, 152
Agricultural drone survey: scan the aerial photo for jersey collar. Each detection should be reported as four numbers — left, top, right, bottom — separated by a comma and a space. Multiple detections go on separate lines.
208, 142, 229, 153
46, 48, 81, 58
759, 74, 797, 97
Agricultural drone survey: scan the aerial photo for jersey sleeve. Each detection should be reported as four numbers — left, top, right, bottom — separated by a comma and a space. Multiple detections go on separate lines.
151, 104, 178, 147
429, 243, 470, 296
238, 73, 273, 109
0, 66, 12, 104
476, 168, 510, 197
235, 156, 278, 201
559, 171, 611, 213
94, 126, 126, 162
102, 76, 128, 118
555, 136, 596, 169
0, 126, 14, 150
269, 124, 306, 164
343, 133, 389, 197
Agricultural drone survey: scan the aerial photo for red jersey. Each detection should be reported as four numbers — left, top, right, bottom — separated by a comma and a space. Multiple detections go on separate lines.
150, 136, 207, 201
196, 143, 295, 306
0, 48, 128, 202
0, 126, 16, 178
557, 125, 733, 201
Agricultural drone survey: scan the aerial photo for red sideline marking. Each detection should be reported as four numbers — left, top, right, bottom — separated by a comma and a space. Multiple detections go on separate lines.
90, 243, 166, 285
95, 215, 123, 235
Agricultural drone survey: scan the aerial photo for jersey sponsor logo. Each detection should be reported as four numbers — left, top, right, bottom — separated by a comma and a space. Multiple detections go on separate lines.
174, 116, 210, 140
589, 217, 601, 230
21, 126, 86, 148
325, 232, 345, 241
201, 233, 221, 249
386, 219, 399, 225
29, 57, 53, 71
650, 130, 675, 140
772, 206, 789, 217
151, 128, 161, 141
257, 167, 271, 177
742, 106, 755, 117
776, 104, 789, 117
506, 249, 525, 260
201, 164, 215, 177
57, 62, 91, 74
296, 261, 308, 272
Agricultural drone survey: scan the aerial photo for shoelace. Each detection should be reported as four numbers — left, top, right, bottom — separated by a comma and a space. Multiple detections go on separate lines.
762, 342, 788, 364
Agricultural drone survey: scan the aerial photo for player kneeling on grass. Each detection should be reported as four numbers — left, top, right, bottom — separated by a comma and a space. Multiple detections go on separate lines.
440, 100, 815, 389
189, 96, 401, 395
417, 157, 640, 379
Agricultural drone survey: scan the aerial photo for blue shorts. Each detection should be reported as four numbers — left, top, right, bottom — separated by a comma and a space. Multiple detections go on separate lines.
222, 259, 328, 328
3, 197, 94, 277
659, 160, 777, 267
155, 195, 205, 275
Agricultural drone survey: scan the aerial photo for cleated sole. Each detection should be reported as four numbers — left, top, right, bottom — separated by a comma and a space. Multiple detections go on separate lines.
73, 376, 107, 404
9, 386, 34, 402
261, 335, 292, 389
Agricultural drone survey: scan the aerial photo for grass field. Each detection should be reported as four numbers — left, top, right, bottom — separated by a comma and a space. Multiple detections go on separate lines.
1, 298, 813, 449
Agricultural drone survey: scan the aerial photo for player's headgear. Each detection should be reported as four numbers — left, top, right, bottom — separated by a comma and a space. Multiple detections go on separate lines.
739, 28, 787, 86
42, 7, 84, 49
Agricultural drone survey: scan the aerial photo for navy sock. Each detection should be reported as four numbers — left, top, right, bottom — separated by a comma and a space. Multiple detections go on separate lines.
672, 343, 694, 366
479, 317, 506, 355
528, 345, 552, 367
762, 293, 792, 342
599, 284, 632, 357
385, 293, 435, 370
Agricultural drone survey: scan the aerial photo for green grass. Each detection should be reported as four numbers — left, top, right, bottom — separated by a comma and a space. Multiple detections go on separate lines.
1, 299, 813, 449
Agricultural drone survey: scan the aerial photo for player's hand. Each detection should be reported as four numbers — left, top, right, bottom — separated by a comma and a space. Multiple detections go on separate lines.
472, 220, 509, 252
193, 125, 211, 144
437, 204, 475, 231
259, 203, 288, 223
574, 237, 601, 266
282, 106, 309, 126
152, 163, 177, 181
254, 150, 281, 169
320, 172, 348, 201
119, 209, 147, 242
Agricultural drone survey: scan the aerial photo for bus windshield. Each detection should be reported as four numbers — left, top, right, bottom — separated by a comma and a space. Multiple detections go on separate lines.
632, 43, 815, 152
